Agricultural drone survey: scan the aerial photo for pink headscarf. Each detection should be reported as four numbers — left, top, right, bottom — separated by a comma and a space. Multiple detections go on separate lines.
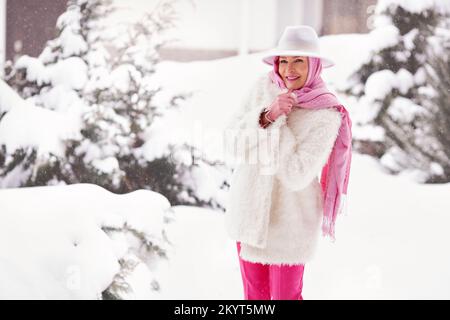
268, 56, 352, 242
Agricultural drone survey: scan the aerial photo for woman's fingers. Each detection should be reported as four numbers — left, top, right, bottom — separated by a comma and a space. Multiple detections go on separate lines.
278, 96, 295, 105
288, 97, 296, 105
271, 91, 296, 118
281, 105, 292, 114
280, 92, 296, 103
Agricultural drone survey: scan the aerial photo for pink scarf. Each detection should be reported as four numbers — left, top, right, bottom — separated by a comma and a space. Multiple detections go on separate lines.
268, 56, 352, 242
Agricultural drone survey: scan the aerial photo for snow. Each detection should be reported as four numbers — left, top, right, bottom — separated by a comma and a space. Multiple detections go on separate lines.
364, 70, 398, 101
146, 54, 267, 162
0, 78, 27, 113
318, 34, 372, 89
189, 162, 228, 202
127, 32, 450, 299
37, 84, 84, 114
379, 145, 408, 172
413, 67, 427, 85
367, 25, 399, 52
91, 157, 120, 174
48, 57, 88, 90
0, 183, 171, 299
403, 28, 418, 51
56, 5, 82, 31
155, 154, 450, 299
55, 6, 87, 57
352, 123, 385, 142
396, 68, 414, 94
376, 0, 450, 14
388, 97, 426, 122
109, 64, 133, 93
14, 56, 50, 86
372, 13, 392, 29
15, 55, 88, 90
109, 0, 277, 51
146, 33, 372, 162
429, 162, 444, 176
154, 206, 242, 299
59, 28, 88, 57
2, 27, 450, 299
0, 80, 82, 158
361, 67, 418, 104
0, 159, 32, 188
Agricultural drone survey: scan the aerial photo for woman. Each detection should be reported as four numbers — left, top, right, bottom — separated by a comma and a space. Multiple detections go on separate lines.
224, 25, 353, 300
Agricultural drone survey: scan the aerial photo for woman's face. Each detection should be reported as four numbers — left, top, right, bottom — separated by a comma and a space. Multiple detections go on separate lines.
278, 56, 309, 90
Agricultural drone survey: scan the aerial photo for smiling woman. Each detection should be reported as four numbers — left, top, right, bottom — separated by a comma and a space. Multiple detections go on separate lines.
278, 56, 309, 90
225, 25, 353, 301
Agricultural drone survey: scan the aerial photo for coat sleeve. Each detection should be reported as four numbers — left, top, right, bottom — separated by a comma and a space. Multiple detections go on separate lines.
276, 109, 342, 192
224, 75, 287, 164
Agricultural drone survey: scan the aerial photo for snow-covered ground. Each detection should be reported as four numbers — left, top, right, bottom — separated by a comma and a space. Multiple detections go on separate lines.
1, 32, 449, 299
0, 183, 172, 299
158, 153, 450, 299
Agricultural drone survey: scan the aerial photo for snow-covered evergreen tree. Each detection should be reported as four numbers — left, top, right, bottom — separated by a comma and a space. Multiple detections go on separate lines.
344, 0, 450, 183
1, 0, 228, 299
421, 20, 450, 182
1, 0, 227, 209
2, 0, 113, 187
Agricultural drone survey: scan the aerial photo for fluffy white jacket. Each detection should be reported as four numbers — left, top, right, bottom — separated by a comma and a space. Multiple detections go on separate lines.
224, 73, 342, 266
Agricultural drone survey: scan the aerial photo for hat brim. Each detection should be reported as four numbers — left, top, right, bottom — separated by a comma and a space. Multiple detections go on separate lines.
262, 50, 335, 68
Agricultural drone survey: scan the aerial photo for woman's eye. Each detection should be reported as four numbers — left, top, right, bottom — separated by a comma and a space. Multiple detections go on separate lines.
280, 59, 303, 63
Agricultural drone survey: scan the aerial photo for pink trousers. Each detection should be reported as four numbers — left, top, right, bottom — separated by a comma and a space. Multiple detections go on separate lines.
236, 241, 305, 300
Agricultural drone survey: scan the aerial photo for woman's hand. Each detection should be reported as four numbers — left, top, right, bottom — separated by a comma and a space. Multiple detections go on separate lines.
265, 89, 296, 121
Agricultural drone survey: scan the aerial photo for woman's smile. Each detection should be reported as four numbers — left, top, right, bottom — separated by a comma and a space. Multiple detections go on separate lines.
286, 75, 300, 82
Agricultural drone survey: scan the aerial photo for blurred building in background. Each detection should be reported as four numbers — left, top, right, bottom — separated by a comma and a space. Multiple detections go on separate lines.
0, 0, 67, 71
0, 0, 6, 73
158, 0, 377, 61
322, 0, 377, 34
0, 0, 377, 70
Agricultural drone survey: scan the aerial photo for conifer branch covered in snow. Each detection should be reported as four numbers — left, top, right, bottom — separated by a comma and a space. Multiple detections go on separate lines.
344, 0, 450, 183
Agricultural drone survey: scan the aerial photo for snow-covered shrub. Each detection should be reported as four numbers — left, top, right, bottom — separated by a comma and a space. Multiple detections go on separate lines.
1, 0, 227, 208
0, 183, 174, 299
344, 0, 450, 183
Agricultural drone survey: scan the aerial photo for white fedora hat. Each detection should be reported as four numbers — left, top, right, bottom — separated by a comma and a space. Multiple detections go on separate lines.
262, 25, 334, 68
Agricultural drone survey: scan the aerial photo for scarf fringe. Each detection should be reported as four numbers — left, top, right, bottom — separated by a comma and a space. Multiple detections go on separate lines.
321, 193, 348, 243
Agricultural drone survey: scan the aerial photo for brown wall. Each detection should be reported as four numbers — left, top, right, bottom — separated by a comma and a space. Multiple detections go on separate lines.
6, 0, 67, 62
321, 0, 377, 35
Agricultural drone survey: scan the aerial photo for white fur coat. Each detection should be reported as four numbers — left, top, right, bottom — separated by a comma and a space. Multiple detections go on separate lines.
224, 73, 342, 266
